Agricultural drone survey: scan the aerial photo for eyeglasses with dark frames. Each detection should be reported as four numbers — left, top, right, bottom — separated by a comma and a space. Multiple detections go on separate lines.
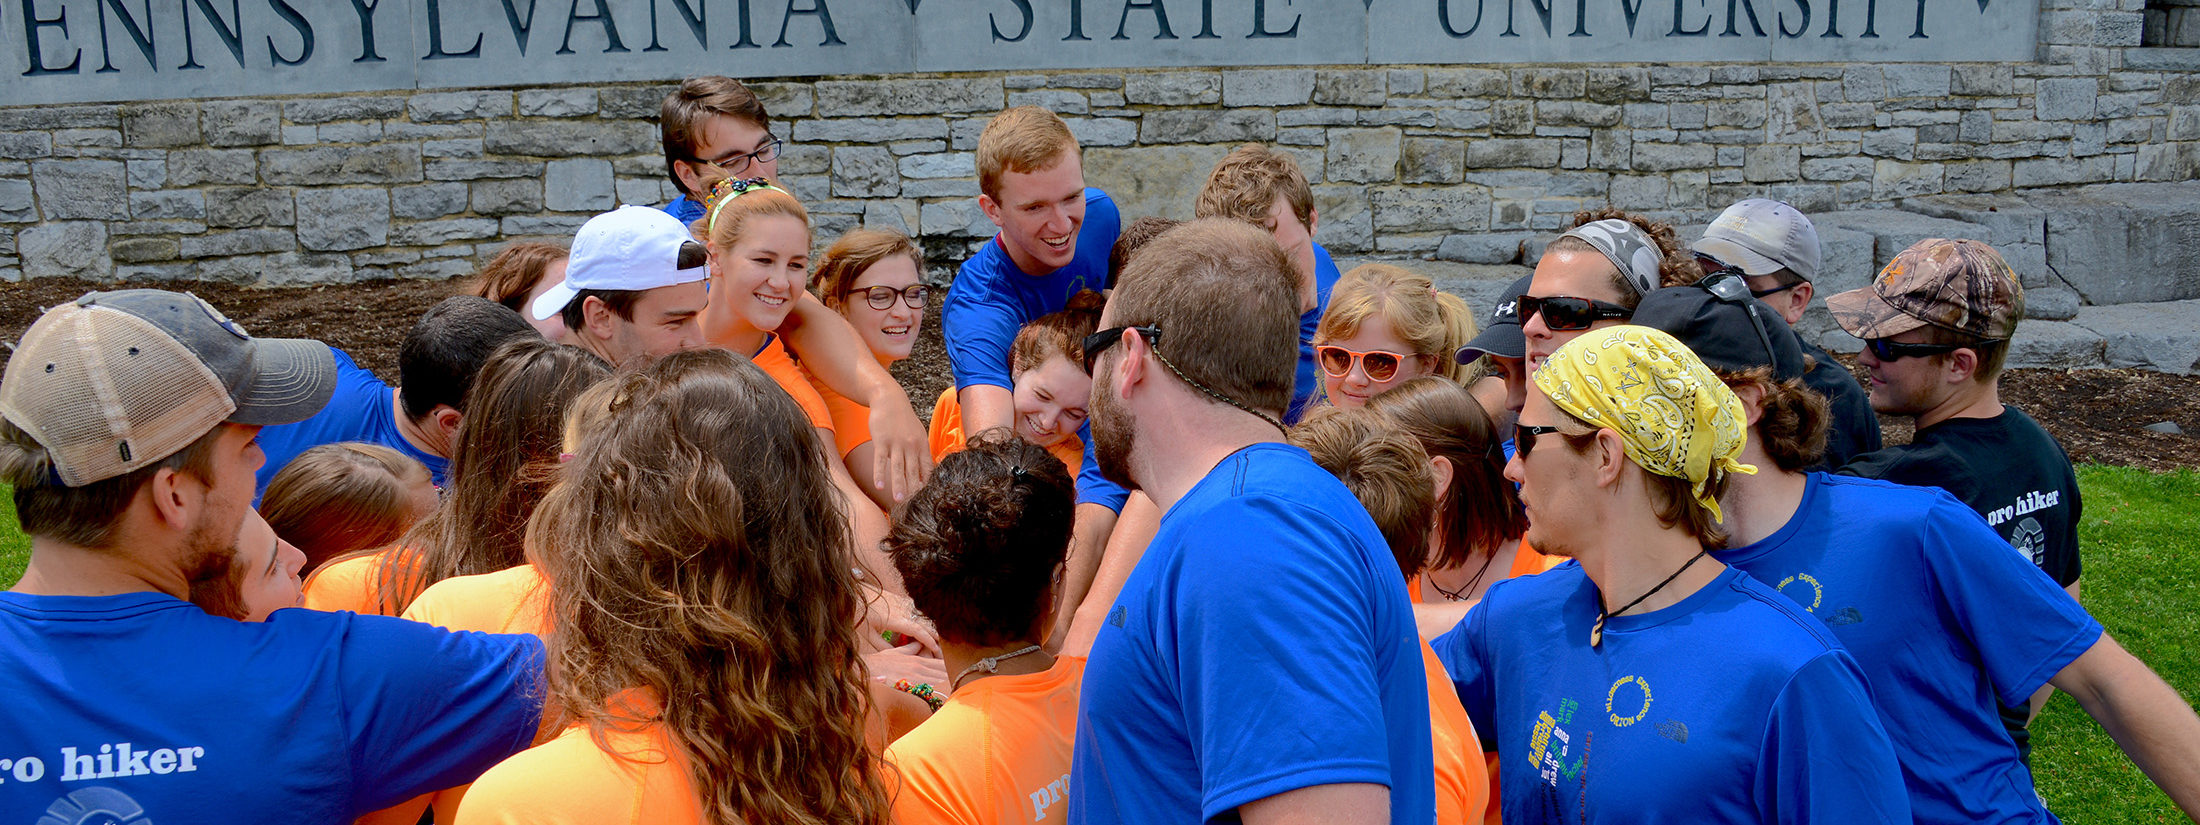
1697, 252, 1805, 299
847, 284, 929, 311
1863, 338, 1965, 361
695, 137, 784, 177
1518, 295, 1633, 332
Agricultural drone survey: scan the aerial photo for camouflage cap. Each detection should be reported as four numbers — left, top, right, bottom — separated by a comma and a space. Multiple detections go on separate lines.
1826, 238, 2025, 341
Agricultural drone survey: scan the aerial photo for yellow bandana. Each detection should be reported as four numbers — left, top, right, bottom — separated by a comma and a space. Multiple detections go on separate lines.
1532, 325, 1757, 520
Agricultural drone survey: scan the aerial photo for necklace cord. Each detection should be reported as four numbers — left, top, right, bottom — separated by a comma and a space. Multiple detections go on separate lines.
1591, 548, 1710, 648
952, 643, 1045, 689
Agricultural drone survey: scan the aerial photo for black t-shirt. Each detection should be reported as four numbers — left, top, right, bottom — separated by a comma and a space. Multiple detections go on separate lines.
1838, 405, 2083, 587
1799, 339, 1883, 472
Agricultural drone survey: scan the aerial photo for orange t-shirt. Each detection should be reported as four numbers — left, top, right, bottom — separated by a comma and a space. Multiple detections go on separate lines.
800, 354, 896, 459
300, 547, 418, 616
885, 656, 1084, 825
455, 720, 701, 825
925, 388, 1084, 474
1421, 641, 1491, 825
751, 334, 834, 433
348, 564, 557, 825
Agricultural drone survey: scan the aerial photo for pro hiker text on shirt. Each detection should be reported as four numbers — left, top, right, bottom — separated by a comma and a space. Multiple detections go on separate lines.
9, 0, 2038, 106
0, 741, 208, 785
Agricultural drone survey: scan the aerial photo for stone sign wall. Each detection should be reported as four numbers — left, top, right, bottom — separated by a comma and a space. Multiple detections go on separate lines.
6, 0, 2041, 105
0, 0, 2194, 296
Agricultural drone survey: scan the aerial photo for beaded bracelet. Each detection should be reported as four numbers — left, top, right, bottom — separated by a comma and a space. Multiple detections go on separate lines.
892, 678, 944, 712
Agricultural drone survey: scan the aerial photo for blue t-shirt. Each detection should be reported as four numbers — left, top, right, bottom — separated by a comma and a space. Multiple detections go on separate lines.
1071, 443, 1436, 823
1073, 242, 1340, 512
1289, 242, 1344, 424
1433, 564, 1911, 825
0, 592, 542, 823
942, 188, 1121, 393
252, 349, 447, 499
662, 194, 705, 225
1717, 473, 2101, 825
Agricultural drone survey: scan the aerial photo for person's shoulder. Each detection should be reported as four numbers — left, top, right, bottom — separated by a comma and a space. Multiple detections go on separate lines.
1724, 572, 1845, 656
404, 565, 545, 632
1812, 471, 1948, 513
1083, 187, 1114, 209
951, 239, 1012, 284
461, 727, 655, 825
1836, 440, 1946, 483
885, 696, 990, 774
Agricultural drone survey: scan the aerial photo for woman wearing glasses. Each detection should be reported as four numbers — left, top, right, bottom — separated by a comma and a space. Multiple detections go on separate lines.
1520, 209, 1703, 376
928, 290, 1106, 473
1311, 263, 1479, 409
806, 229, 931, 511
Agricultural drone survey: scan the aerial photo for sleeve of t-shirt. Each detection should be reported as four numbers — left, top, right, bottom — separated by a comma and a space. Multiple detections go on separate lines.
1753, 651, 1912, 825
1176, 497, 1406, 817
1430, 592, 1498, 752
327, 613, 546, 812
942, 260, 1021, 392
1915, 492, 2103, 706
1074, 421, 1129, 512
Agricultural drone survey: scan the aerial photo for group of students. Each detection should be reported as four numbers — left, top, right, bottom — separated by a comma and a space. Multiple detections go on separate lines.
2, 73, 2198, 825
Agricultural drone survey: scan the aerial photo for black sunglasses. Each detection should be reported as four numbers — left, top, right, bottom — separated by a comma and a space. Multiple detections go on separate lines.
1514, 423, 1563, 458
847, 284, 929, 311
1518, 295, 1633, 332
1864, 338, 1964, 361
1083, 325, 1162, 373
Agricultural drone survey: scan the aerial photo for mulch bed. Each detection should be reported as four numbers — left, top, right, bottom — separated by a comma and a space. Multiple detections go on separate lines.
5, 277, 2196, 471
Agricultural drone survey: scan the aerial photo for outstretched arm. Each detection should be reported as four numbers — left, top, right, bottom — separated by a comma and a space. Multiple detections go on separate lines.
2051, 632, 2200, 819
781, 294, 929, 502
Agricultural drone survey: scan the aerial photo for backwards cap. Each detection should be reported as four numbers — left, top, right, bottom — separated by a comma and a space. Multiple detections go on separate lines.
1, 290, 336, 486
1533, 325, 1757, 520
531, 205, 710, 322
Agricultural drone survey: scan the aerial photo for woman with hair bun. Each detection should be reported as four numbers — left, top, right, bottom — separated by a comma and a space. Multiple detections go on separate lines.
883, 432, 1081, 825
1313, 264, 1479, 409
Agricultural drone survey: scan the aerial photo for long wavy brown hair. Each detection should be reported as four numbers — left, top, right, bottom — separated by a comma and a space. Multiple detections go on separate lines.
358, 338, 609, 614
528, 347, 887, 825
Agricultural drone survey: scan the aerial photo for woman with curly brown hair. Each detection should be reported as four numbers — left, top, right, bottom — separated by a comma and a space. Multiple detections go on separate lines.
1520, 207, 1705, 376
455, 347, 889, 825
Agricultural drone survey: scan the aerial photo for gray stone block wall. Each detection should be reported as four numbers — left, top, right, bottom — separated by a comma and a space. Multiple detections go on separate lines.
0, 0, 2195, 288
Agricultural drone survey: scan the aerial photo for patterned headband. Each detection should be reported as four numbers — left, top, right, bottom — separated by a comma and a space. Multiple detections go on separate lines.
704, 177, 781, 234
1562, 219, 1664, 297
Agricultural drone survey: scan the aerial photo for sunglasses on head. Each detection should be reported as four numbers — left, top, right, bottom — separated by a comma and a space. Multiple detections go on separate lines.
1696, 252, 1805, 298
1863, 338, 1964, 361
1082, 325, 1162, 373
847, 284, 928, 310
1316, 346, 1415, 382
1518, 295, 1632, 332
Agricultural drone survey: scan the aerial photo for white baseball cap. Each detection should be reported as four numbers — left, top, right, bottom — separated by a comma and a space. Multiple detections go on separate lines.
1692, 199, 1821, 282
531, 205, 711, 321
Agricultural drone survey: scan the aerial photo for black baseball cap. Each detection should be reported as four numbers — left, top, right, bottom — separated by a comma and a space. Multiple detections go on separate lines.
1632, 275, 1807, 382
1454, 274, 1533, 364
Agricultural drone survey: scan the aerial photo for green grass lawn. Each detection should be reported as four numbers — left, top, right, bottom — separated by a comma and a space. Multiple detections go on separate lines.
0, 468, 2195, 818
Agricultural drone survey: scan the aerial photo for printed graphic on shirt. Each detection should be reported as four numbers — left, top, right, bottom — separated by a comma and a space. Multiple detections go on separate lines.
1030, 773, 1071, 821
1985, 489, 2061, 568
1773, 571, 1862, 628
39, 786, 150, 825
